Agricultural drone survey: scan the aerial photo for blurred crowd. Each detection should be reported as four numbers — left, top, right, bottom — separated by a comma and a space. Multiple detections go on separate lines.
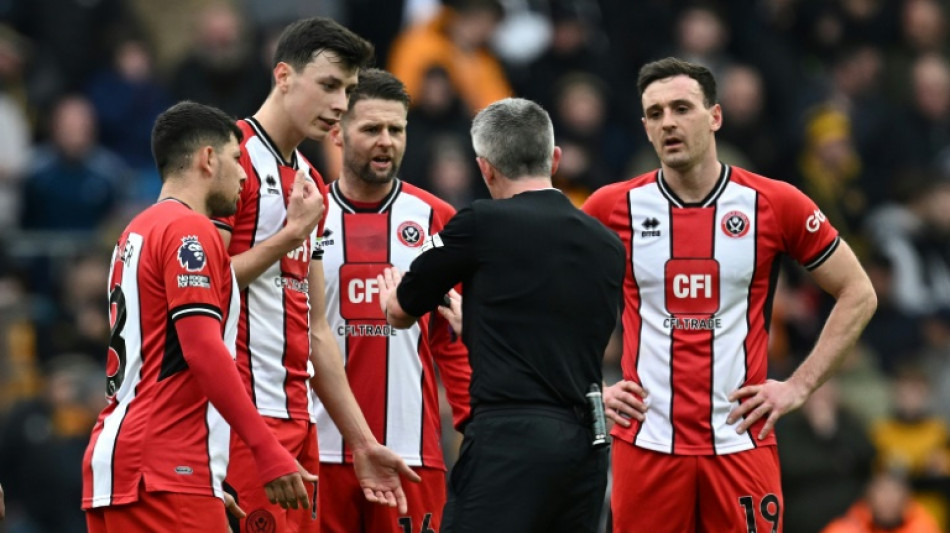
3, 0, 950, 531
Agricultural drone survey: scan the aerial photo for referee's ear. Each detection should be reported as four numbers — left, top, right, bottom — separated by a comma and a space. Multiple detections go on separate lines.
476, 156, 494, 188
550, 146, 562, 177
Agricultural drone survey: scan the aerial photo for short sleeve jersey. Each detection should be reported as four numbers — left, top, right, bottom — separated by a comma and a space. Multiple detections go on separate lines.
315, 179, 471, 470
213, 117, 330, 421
582, 164, 840, 455
82, 199, 240, 508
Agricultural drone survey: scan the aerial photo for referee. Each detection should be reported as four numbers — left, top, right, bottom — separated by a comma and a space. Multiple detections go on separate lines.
379, 98, 625, 533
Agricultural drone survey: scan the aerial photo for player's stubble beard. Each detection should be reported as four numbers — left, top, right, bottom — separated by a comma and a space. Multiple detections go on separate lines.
346, 154, 401, 187
207, 190, 238, 218
207, 176, 239, 218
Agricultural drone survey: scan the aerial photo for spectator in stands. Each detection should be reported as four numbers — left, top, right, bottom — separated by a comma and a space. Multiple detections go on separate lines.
85, 34, 170, 207
0, 353, 103, 533
20, 95, 126, 231
716, 64, 780, 177
388, 0, 511, 116
860, 250, 924, 373
401, 66, 476, 194
901, 54, 950, 169
169, 2, 270, 118
796, 106, 868, 250
779, 380, 875, 533
0, 24, 31, 229
871, 366, 950, 528
821, 471, 940, 533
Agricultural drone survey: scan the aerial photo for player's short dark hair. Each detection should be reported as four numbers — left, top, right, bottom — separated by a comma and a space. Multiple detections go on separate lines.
637, 57, 718, 107
151, 101, 242, 182
346, 68, 411, 113
273, 17, 374, 73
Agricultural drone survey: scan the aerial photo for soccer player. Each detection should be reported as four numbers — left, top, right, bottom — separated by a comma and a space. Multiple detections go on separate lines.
213, 18, 418, 533
582, 57, 878, 532
82, 101, 315, 533
315, 68, 472, 533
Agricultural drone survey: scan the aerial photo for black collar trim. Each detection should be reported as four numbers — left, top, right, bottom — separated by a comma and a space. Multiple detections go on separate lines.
657, 163, 731, 208
245, 116, 298, 169
330, 179, 402, 214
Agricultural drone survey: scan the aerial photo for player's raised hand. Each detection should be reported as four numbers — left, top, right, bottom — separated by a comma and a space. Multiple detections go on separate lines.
603, 380, 649, 427
727, 378, 809, 440
353, 443, 421, 515
285, 169, 324, 241
263, 461, 318, 510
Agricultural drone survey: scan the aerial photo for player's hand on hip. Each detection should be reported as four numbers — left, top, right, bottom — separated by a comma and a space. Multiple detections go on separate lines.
727, 379, 809, 440
285, 169, 324, 241
264, 461, 318, 510
353, 442, 422, 515
223, 491, 246, 520
603, 381, 648, 427
437, 289, 462, 334
376, 267, 404, 315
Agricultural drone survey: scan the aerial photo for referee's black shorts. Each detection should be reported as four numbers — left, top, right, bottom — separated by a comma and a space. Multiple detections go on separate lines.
441, 404, 609, 533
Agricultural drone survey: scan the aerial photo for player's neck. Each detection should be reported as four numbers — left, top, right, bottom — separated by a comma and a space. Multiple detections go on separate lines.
661, 157, 722, 204
253, 101, 305, 163
158, 182, 208, 217
338, 173, 395, 204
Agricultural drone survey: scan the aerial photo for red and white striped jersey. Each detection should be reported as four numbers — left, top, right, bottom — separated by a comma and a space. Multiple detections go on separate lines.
82, 200, 240, 508
213, 118, 330, 422
583, 164, 839, 455
315, 179, 471, 469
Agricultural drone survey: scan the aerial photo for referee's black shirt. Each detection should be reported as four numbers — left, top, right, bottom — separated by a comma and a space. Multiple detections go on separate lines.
397, 189, 625, 409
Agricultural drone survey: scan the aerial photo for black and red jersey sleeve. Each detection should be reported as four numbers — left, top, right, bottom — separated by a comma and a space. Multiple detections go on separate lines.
770, 181, 840, 270
161, 216, 229, 323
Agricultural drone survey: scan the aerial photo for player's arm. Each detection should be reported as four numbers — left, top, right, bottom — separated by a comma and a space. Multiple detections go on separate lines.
0, 480, 5, 520
174, 315, 315, 509
218, 170, 323, 289
728, 240, 877, 439
307, 263, 420, 514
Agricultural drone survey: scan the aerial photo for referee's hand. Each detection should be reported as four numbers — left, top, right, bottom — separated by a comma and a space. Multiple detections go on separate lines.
377, 267, 403, 316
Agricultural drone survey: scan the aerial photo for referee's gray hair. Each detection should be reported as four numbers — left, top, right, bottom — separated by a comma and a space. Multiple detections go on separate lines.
470, 98, 555, 179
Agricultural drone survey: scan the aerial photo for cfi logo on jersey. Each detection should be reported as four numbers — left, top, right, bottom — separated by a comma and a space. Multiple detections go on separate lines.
397, 221, 425, 248
178, 236, 207, 272
720, 211, 750, 238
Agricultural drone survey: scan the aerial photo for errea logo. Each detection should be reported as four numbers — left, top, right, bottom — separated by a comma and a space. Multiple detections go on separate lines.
641, 217, 661, 238
805, 209, 827, 233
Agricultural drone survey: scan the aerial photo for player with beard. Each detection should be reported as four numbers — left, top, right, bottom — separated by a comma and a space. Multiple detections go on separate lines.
83, 101, 315, 533
315, 69, 471, 533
